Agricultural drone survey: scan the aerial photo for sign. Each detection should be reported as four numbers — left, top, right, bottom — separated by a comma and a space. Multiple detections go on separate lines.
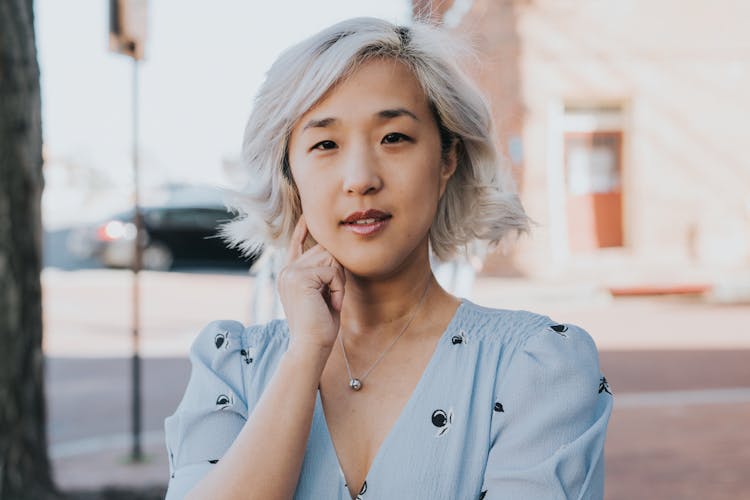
109, 0, 148, 60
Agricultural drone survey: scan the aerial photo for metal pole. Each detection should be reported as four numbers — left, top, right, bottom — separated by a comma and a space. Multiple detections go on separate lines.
130, 56, 143, 462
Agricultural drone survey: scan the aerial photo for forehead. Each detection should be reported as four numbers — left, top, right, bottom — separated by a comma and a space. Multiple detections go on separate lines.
294, 58, 431, 128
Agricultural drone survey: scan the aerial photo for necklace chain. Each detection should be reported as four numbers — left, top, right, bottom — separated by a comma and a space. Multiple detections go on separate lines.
338, 279, 431, 391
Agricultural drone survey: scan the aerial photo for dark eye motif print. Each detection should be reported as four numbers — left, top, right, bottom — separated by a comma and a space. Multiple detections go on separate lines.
214, 330, 230, 349
215, 394, 234, 410
599, 376, 612, 395
208, 459, 219, 464
547, 324, 568, 337
479, 490, 487, 499
451, 330, 467, 345
493, 402, 504, 412
431, 407, 454, 437
240, 349, 253, 365
356, 480, 367, 499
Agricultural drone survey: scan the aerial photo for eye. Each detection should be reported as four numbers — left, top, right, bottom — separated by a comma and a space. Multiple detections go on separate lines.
311, 140, 337, 151
382, 132, 411, 144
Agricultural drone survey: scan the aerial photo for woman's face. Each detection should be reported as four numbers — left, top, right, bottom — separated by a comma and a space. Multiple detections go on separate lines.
287, 57, 456, 278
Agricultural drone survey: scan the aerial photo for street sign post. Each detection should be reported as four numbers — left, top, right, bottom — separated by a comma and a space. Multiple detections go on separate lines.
108, 0, 148, 463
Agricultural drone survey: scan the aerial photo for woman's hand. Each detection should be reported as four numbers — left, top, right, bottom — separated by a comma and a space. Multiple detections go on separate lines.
278, 214, 346, 353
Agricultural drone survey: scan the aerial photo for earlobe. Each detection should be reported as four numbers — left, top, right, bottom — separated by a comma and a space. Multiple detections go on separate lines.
439, 139, 459, 197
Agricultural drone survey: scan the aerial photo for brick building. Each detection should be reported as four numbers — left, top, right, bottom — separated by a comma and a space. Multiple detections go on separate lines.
414, 0, 750, 288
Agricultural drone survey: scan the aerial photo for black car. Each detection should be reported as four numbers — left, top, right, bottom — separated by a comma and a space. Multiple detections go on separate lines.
68, 204, 259, 271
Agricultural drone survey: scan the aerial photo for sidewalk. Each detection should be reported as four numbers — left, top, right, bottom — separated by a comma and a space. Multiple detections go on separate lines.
53, 438, 168, 493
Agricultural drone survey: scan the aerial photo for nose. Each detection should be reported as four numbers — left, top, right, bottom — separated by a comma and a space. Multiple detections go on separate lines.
341, 140, 383, 196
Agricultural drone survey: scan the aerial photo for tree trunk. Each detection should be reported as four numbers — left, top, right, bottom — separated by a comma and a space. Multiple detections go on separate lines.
0, 0, 60, 498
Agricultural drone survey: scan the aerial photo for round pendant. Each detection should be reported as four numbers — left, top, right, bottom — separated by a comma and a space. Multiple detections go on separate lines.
349, 378, 363, 391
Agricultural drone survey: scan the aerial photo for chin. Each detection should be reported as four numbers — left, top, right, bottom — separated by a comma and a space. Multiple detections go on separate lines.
334, 244, 419, 280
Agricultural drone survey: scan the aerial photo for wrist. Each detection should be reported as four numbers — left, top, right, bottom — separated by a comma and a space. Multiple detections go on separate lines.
284, 340, 334, 368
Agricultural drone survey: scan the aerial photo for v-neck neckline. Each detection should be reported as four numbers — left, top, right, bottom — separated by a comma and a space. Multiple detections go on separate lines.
315, 298, 468, 498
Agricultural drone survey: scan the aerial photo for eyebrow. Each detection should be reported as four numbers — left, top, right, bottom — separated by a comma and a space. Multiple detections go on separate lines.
302, 117, 337, 131
301, 108, 419, 132
377, 108, 419, 122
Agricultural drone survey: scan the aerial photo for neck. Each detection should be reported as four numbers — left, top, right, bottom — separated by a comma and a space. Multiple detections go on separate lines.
338, 245, 451, 342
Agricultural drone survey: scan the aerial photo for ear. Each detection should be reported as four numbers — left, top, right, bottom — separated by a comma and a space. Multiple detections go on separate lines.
438, 138, 459, 198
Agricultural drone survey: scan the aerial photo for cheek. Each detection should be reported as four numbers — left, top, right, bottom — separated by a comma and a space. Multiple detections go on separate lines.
290, 161, 320, 207
392, 179, 440, 243
400, 159, 443, 208
295, 180, 334, 242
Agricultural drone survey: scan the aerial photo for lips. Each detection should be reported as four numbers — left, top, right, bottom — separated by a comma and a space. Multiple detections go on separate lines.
340, 209, 392, 236
341, 209, 392, 225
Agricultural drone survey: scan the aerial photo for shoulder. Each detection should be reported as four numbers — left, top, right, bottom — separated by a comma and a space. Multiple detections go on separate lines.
466, 303, 609, 430
462, 300, 594, 346
189, 319, 246, 355
190, 319, 289, 359
188, 318, 291, 370
460, 300, 601, 376
174, 318, 291, 412
514, 318, 602, 390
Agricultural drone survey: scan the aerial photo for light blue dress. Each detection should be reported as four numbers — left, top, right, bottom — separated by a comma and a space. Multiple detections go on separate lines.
164, 298, 613, 499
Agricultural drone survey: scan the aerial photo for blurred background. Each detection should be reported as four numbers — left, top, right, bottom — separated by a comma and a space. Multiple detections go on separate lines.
23, 0, 750, 498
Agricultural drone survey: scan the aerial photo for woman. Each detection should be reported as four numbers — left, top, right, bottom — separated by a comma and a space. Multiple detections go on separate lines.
165, 17, 613, 500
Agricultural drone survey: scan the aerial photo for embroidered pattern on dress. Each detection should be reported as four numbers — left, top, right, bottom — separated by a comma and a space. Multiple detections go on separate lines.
356, 480, 367, 499
547, 324, 568, 337
240, 348, 253, 364
215, 394, 233, 410
451, 329, 467, 345
432, 408, 454, 437
214, 330, 230, 349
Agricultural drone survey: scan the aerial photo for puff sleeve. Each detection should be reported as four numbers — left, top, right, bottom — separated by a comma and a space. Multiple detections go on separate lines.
164, 320, 250, 500
479, 321, 613, 500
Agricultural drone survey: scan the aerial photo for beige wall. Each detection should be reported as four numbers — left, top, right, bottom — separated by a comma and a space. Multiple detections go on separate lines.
446, 0, 750, 283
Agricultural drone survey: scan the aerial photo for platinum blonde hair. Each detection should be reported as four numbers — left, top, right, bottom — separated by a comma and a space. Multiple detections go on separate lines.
219, 16, 533, 261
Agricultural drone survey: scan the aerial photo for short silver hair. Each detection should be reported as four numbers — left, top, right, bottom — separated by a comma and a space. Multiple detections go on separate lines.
219, 16, 533, 261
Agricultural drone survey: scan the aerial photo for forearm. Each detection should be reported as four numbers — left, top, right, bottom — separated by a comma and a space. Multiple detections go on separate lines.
185, 343, 331, 500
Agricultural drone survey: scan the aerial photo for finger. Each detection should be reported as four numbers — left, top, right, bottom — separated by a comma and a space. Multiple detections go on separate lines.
328, 265, 346, 312
296, 245, 347, 279
287, 214, 308, 262
301, 227, 317, 254
294, 242, 333, 266
308, 266, 346, 312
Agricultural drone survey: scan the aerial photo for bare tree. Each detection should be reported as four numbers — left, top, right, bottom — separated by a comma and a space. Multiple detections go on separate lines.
0, 0, 60, 498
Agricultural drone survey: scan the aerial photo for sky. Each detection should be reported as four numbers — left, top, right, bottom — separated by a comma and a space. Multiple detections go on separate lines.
36, 0, 412, 190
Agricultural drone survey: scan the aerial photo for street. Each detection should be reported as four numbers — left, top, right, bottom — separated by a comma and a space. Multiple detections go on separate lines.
43, 268, 750, 498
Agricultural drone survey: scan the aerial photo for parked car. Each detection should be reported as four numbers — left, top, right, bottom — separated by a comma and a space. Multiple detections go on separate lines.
67, 204, 259, 271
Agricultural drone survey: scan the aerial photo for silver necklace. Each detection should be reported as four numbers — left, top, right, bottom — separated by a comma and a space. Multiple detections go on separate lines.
338, 280, 431, 391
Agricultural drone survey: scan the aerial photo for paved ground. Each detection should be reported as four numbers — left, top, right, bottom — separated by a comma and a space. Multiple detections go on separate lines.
42, 268, 750, 498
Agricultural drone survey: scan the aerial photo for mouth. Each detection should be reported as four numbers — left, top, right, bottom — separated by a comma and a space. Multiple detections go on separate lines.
340, 209, 392, 236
